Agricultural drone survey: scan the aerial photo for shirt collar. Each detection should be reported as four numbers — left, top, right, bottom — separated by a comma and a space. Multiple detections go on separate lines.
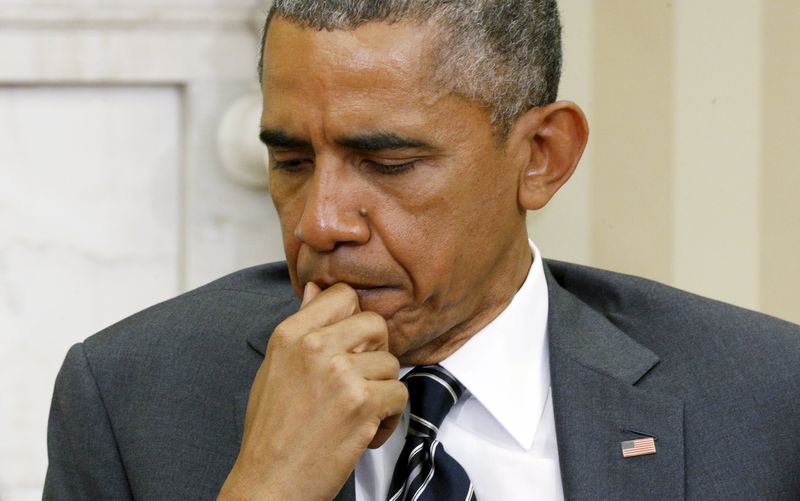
438, 241, 550, 450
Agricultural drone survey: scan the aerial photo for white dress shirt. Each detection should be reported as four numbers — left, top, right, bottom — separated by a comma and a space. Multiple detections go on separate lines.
355, 243, 564, 500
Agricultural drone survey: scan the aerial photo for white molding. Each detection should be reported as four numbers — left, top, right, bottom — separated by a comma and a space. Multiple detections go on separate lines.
217, 89, 269, 189
0, 5, 263, 30
0, 29, 259, 83
0, 3, 267, 84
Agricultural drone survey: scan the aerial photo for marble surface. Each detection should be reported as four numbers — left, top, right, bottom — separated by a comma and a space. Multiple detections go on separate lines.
0, 2, 275, 499
0, 86, 181, 499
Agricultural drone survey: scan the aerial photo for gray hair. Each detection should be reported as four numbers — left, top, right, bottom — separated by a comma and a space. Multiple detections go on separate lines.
260, 0, 562, 135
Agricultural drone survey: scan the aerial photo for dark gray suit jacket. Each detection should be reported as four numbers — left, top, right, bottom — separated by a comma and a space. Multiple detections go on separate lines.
44, 260, 800, 500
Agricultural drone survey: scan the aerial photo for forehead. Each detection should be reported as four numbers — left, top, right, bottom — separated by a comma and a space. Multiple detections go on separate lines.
263, 16, 434, 87
261, 17, 451, 134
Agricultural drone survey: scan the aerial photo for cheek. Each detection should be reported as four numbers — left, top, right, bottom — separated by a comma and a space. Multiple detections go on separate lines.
275, 206, 298, 254
271, 177, 303, 240
271, 189, 303, 289
281, 231, 302, 293
388, 167, 518, 301
382, 206, 465, 301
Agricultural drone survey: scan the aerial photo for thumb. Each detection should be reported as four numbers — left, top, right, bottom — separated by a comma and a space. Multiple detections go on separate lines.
300, 282, 322, 308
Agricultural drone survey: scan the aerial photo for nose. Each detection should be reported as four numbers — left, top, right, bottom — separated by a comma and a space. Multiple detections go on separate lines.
294, 159, 370, 252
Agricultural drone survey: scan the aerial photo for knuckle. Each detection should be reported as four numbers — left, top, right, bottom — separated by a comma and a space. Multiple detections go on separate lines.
268, 324, 293, 349
357, 311, 388, 341
328, 354, 352, 379
397, 383, 409, 408
341, 384, 368, 409
389, 380, 409, 407
387, 355, 401, 374
361, 310, 386, 327
299, 331, 325, 355
397, 380, 409, 400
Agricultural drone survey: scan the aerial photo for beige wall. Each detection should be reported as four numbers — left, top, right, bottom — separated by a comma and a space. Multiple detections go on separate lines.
0, 3, 268, 499
530, 0, 800, 324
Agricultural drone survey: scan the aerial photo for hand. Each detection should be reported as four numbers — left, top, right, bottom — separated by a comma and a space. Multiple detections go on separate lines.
218, 282, 408, 501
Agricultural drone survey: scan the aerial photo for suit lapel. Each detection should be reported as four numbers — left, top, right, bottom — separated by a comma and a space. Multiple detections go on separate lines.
545, 265, 685, 501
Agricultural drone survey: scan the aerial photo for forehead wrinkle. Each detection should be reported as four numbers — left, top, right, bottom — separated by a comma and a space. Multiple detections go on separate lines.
263, 16, 468, 153
269, 17, 441, 93
265, 58, 432, 148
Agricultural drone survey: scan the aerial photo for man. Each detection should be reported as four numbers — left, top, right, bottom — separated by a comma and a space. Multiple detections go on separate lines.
44, 1, 800, 500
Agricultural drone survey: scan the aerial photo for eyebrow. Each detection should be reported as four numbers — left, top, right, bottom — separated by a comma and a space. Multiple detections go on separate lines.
338, 131, 432, 152
259, 128, 435, 152
259, 129, 311, 149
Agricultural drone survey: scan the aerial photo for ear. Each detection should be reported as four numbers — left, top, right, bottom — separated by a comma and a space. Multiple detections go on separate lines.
510, 101, 589, 210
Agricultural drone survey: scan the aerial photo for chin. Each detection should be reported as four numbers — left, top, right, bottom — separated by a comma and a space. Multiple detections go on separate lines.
396, 348, 446, 367
387, 320, 442, 365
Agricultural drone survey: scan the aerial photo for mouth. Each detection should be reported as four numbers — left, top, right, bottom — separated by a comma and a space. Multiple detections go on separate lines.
352, 286, 407, 318
308, 279, 405, 317
312, 278, 392, 291
324, 283, 399, 301
351, 285, 395, 298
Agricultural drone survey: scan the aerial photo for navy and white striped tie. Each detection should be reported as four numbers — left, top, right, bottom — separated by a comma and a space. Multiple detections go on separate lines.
387, 365, 477, 501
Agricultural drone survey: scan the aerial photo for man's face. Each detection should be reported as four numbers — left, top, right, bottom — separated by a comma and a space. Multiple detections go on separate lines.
261, 17, 531, 364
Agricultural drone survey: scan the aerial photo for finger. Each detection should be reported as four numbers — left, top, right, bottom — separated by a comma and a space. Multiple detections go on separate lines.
300, 281, 322, 308
345, 350, 400, 381
282, 283, 362, 336
307, 311, 388, 353
369, 413, 402, 449
369, 379, 408, 417
365, 379, 408, 449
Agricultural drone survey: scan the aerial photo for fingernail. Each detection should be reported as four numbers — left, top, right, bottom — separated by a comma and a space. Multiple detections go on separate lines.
300, 281, 322, 309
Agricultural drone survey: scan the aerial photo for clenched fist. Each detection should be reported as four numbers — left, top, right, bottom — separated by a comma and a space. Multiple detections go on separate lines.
218, 282, 408, 501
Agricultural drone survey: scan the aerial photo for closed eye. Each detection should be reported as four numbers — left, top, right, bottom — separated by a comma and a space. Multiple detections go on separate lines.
273, 159, 310, 171
272, 158, 418, 175
364, 160, 417, 175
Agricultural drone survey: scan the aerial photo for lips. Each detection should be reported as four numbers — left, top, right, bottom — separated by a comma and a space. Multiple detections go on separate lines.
304, 277, 405, 317
301, 266, 401, 292
351, 285, 394, 297
352, 286, 407, 318
312, 278, 389, 291
295, 253, 406, 315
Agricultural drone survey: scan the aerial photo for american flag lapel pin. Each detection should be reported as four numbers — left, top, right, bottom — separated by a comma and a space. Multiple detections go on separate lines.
620, 429, 657, 458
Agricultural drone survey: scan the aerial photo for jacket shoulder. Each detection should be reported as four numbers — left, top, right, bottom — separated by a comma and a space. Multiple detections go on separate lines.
545, 258, 800, 394
78, 261, 297, 400
545, 258, 800, 339
50, 263, 297, 498
85, 261, 296, 347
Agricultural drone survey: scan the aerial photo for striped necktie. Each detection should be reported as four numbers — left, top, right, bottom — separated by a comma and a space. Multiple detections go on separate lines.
387, 365, 477, 501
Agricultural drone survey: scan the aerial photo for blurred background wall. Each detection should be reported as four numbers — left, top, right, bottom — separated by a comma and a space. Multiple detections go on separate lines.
533, 0, 800, 325
1, 0, 798, 499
